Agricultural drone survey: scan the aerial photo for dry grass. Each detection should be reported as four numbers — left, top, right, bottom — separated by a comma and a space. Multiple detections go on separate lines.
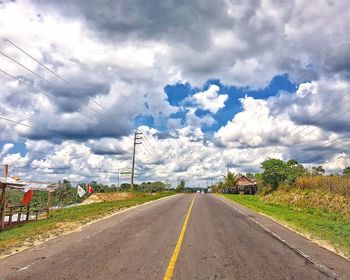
82, 192, 135, 204
262, 189, 350, 218
296, 175, 350, 196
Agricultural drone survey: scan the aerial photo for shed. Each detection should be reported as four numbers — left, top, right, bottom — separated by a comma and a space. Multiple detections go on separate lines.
0, 165, 57, 231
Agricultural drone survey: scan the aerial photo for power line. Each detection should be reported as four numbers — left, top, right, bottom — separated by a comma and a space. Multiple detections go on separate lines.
143, 145, 158, 162
142, 140, 160, 162
289, 132, 350, 163
0, 48, 104, 117
0, 116, 35, 129
287, 90, 350, 138
4, 38, 116, 116
287, 109, 349, 149
0, 49, 57, 88
142, 134, 161, 159
289, 108, 349, 144
0, 68, 98, 120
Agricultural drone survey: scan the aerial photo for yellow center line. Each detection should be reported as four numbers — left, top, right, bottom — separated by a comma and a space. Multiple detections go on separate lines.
163, 194, 197, 280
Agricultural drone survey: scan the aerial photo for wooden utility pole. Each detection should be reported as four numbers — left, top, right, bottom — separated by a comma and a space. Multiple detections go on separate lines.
0, 164, 9, 231
131, 132, 142, 191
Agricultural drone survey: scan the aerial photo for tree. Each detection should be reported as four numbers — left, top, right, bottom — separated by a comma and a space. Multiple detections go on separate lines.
312, 166, 325, 175
176, 179, 185, 192
261, 159, 287, 189
285, 159, 308, 185
261, 158, 307, 189
223, 171, 240, 192
343, 167, 350, 177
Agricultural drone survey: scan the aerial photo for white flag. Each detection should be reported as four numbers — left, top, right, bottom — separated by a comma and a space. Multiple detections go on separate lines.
77, 185, 86, 198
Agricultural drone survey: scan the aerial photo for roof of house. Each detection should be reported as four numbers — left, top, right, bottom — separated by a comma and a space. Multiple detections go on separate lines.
236, 175, 257, 186
0, 177, 57, 191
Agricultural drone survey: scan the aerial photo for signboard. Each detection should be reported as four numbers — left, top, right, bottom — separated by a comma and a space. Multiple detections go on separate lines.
119, 169, 132, 179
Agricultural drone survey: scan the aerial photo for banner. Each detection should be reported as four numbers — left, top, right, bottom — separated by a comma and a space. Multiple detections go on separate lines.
21, 190, 34, 205
87, 184, 94, 194
77, 185, 86, 198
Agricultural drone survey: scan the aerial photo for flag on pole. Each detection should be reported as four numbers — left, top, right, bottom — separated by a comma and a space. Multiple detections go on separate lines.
87, 184, 94, 194
77, 185, 86, 198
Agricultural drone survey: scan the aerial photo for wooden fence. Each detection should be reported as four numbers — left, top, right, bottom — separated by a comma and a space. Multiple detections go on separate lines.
1, 204, 49, 229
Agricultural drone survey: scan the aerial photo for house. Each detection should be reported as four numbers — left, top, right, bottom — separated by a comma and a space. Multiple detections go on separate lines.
223, 175, 257, 195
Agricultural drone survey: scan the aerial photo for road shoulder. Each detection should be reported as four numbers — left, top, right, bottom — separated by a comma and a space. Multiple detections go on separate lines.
214, 194, 350, 280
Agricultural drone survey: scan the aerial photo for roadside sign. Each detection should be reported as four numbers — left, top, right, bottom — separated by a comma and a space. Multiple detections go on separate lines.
119, 169, 132, 178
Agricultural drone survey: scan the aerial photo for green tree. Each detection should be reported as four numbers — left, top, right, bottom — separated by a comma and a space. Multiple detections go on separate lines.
261, 159, 307, 189
343, 167, 350, 177
176, 179, 185, 192
261, 159, 287, 189
285, 159, 308, 185
312, 165, 325, 175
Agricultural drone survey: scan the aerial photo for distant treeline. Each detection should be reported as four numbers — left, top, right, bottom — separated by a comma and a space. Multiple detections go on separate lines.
6, 180, 172, 208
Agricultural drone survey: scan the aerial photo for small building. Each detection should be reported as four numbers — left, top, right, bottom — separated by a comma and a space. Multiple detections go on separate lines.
223, 175, 257, 195
235, 175, 257, 194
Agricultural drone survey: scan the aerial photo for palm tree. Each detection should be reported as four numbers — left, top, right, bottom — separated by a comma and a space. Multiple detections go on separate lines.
215, 181, 224, 193
223, 172, 240, 193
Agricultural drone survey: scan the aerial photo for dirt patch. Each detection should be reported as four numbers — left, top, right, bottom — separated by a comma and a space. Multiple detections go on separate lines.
82, 192, 135, 205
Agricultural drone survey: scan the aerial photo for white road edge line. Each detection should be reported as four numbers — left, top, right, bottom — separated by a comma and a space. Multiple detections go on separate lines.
213, 195, 342, 280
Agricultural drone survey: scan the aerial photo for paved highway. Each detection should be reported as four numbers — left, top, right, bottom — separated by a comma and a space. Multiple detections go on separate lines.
0, 194, 349, 279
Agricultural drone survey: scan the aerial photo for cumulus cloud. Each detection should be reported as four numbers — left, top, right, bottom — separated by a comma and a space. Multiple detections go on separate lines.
0, 0, 349, 183
215, 77, 350, 165
187, 85, 228, 114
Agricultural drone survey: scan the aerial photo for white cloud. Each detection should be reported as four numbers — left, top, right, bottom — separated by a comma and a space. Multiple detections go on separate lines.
188, 85, 228, 114
0, 0, 349, 183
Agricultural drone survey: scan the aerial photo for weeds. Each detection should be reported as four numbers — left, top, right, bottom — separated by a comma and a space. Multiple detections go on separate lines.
296, 175, 350, 196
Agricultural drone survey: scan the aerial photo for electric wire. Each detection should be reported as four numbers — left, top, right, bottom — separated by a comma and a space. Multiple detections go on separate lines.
0, 116, 35, 129
4, 38, 116, 116
0, 47, 103, 117
287, 90, 350, 138
0, 68, 98, 120
142, 134, 161, 160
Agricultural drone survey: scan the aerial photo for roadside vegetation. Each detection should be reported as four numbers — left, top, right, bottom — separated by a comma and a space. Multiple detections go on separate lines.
0, 191, 174, 258
213, 159, 350, 258
6, 180, 172, 208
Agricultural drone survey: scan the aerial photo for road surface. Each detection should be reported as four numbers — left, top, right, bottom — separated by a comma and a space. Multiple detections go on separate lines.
0, 194, 349, 279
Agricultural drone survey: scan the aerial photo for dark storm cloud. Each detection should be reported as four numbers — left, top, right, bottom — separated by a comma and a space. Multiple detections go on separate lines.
33, 0, 230, 50
20, 117, 131, 141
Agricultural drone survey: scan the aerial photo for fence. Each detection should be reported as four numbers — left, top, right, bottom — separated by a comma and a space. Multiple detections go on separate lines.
1, 204, 49, 229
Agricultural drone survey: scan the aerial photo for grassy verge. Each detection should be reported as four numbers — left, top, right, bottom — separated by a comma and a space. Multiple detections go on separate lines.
0, 192, 174, 258
222, 194, 350, 259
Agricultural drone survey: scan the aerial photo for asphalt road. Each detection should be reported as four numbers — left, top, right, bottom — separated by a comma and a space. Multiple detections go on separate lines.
0, 194, 349, 280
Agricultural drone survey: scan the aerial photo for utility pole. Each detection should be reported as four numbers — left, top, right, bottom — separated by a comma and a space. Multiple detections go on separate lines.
131, 132, 142, 191
226, 163, 229, 174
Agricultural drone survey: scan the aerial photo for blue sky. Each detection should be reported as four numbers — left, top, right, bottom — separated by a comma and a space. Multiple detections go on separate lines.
163, 74, 297, 133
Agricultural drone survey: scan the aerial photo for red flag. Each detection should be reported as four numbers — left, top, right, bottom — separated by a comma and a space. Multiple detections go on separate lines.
21, 190, 34, 205
87, 184, 94, 194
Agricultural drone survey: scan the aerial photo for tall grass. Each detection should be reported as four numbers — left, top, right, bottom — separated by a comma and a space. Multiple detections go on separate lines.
296, 175, 350, 196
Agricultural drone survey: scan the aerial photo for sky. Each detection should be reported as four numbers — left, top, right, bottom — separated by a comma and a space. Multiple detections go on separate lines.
0, 0, 349, 187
